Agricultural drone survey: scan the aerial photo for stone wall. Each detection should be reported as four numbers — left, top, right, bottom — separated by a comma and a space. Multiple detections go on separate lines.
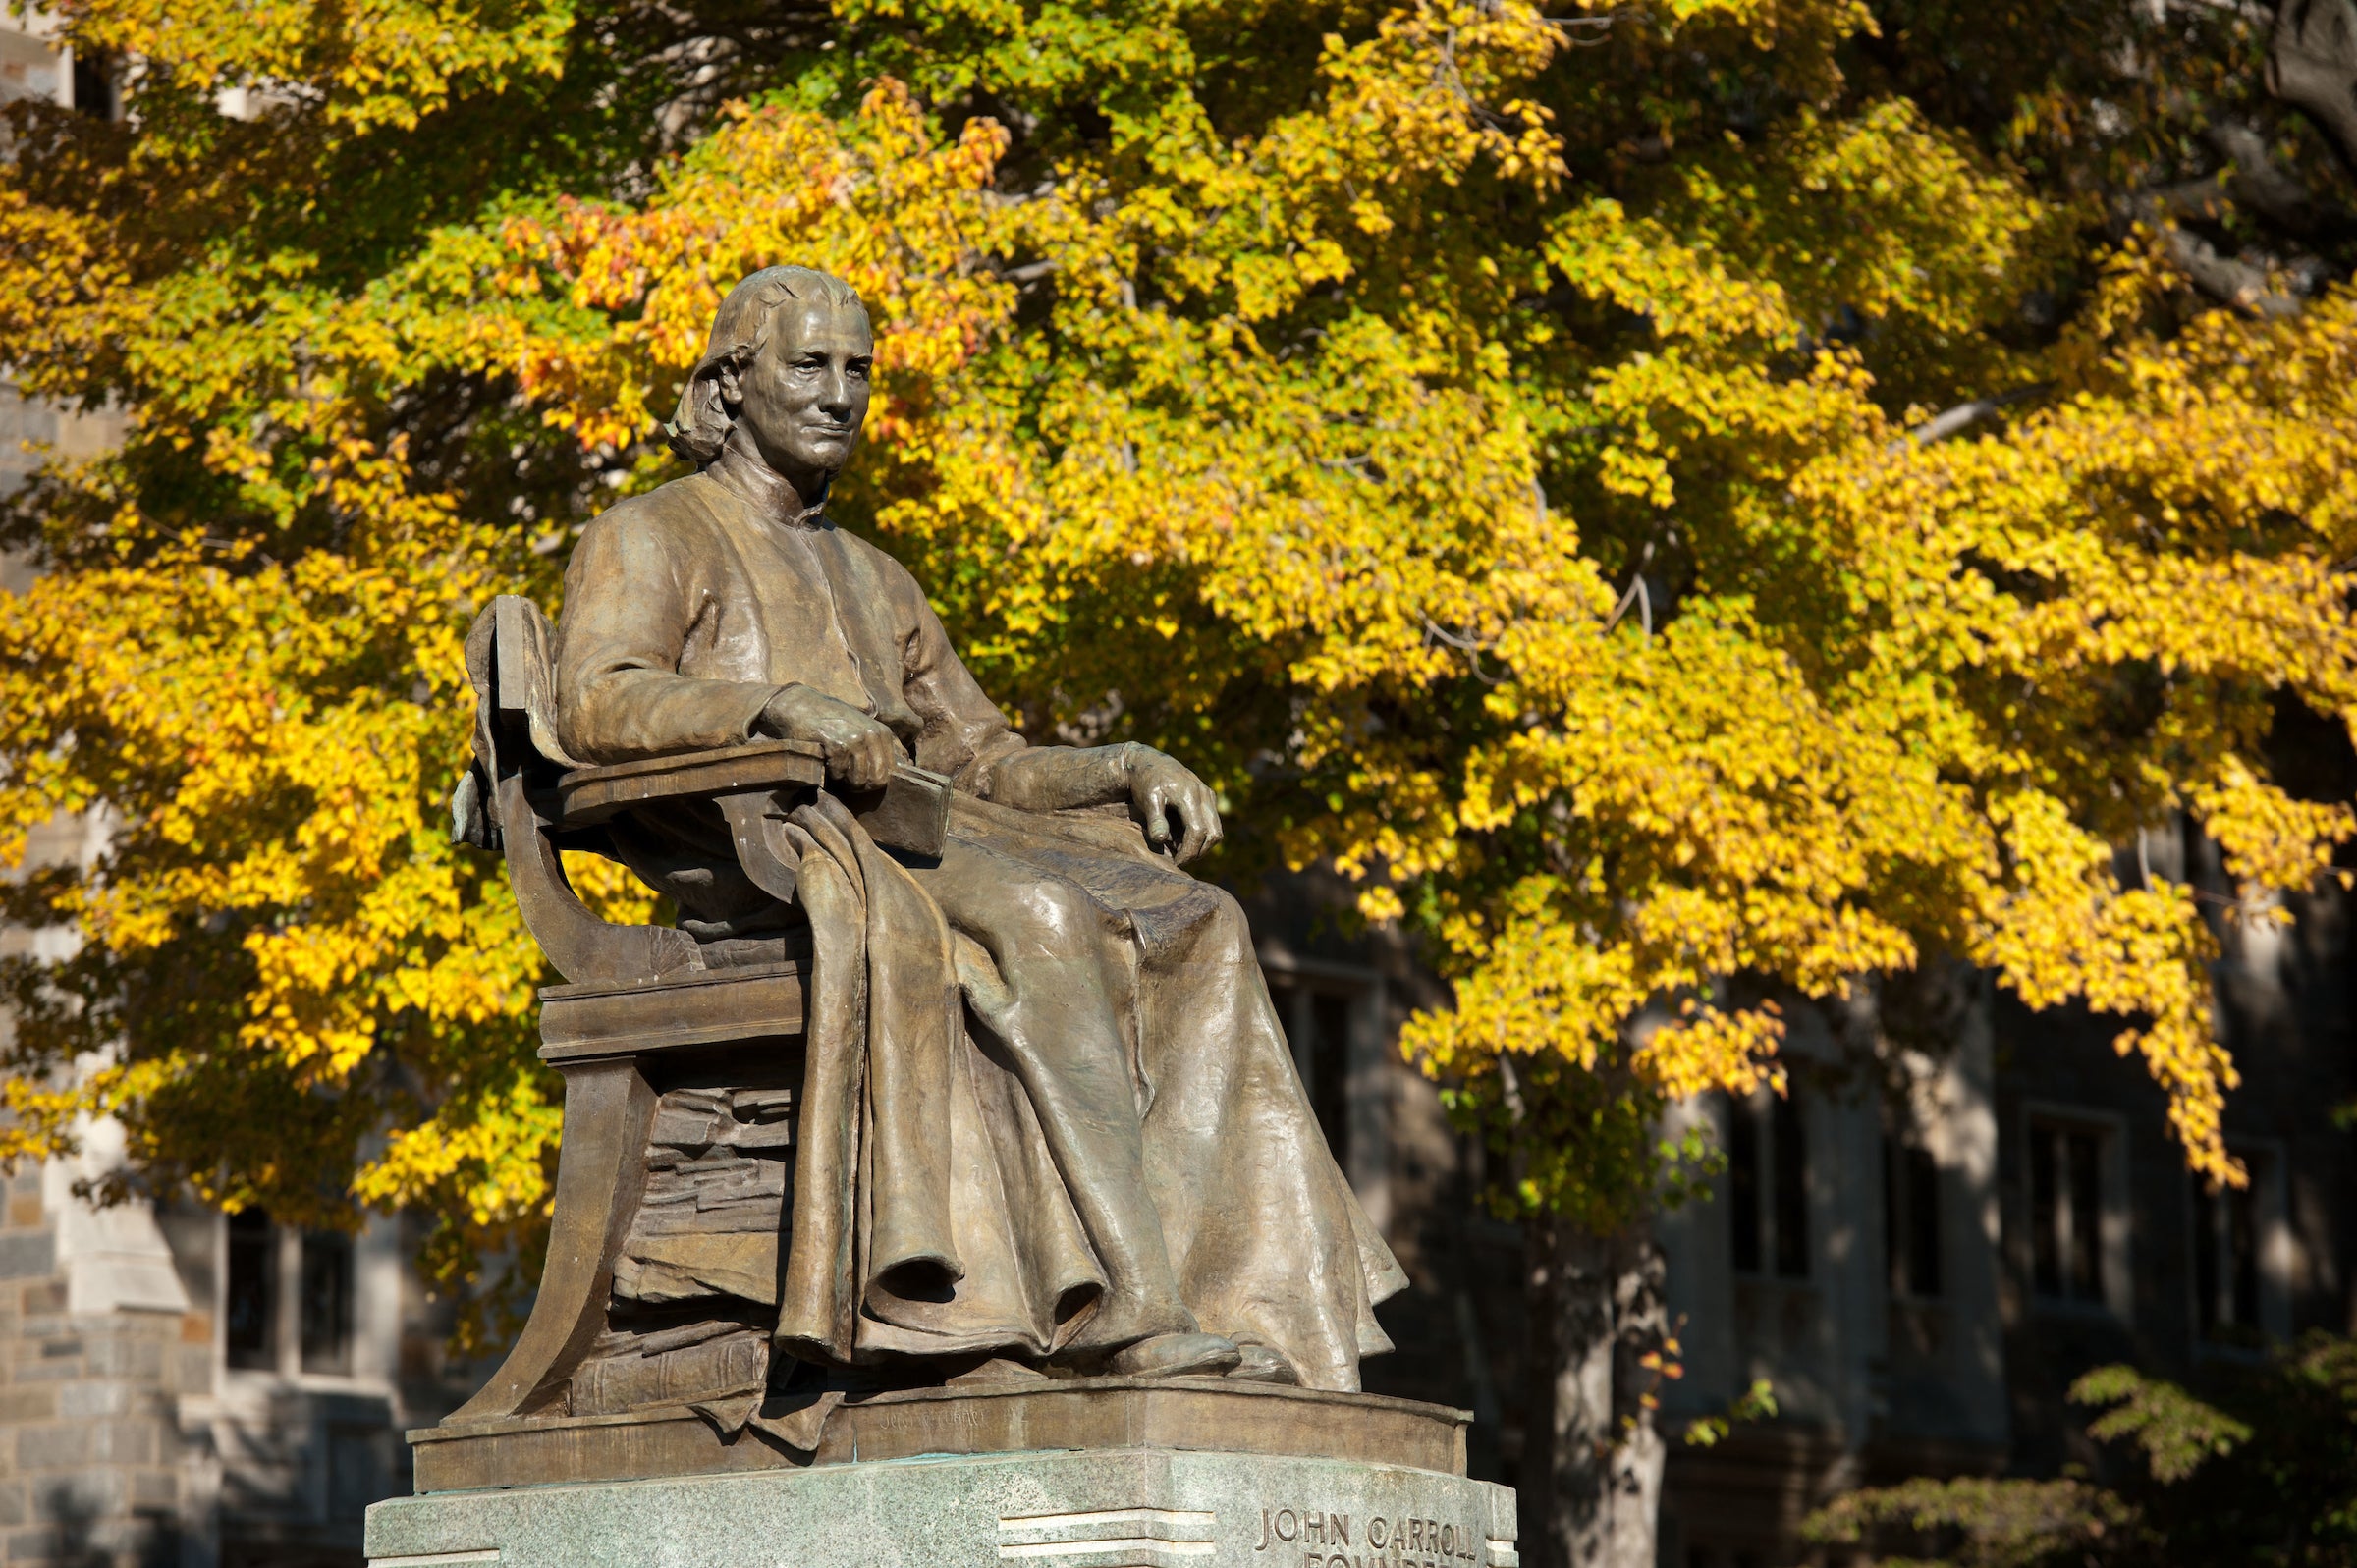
0, 1168, 211, 1568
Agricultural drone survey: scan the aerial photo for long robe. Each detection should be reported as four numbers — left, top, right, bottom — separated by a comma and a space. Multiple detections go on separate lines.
552, 470, 1404, 1391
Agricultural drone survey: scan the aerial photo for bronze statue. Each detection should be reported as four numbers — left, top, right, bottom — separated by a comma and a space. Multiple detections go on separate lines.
530, 264, 1401, 1413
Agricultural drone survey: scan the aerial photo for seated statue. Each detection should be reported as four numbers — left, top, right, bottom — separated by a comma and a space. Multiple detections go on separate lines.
548, 264, 1404, 1395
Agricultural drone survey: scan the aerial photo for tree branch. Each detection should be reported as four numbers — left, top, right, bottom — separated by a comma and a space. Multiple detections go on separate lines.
2206, 120, 2339, 234
2152, 218, 2309, 315
2121, 181, 2311, 315
1605, 541, 1656, 636
1894, 384, 2052, 450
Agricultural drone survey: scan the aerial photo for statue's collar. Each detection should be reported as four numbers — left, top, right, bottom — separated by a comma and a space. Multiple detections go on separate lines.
699, 463, 831, 531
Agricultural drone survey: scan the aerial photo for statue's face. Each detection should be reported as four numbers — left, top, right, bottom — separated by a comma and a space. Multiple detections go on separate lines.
721, 297, 873, 486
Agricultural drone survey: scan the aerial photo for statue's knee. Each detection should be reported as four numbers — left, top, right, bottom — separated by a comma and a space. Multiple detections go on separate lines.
1203, 886, 1256, 955
1002, 878, 1097, 951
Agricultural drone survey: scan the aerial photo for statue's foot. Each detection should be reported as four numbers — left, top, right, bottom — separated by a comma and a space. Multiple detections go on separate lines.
945, 1356, 1049, 1387
1225, 1343, 1300, 1385
1107, 1331, 1240, 1379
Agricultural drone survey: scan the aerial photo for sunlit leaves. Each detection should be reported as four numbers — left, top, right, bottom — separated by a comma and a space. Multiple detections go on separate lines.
2, 0, 2351, 1300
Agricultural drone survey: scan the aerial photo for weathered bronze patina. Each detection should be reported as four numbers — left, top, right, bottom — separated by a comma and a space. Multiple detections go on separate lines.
430, 266, 1419, 1481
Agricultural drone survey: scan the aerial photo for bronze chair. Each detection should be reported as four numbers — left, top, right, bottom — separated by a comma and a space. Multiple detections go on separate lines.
442, 595, 829, 1428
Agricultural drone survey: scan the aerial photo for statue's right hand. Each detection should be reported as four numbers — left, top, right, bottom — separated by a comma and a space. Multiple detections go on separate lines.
758, 685, 900, 789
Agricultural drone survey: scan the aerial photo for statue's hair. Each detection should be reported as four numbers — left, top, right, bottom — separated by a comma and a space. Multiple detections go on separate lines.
665, 266, 869, 465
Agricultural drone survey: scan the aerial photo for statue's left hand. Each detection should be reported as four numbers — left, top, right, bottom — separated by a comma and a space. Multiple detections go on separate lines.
1124, 746, 1223, 865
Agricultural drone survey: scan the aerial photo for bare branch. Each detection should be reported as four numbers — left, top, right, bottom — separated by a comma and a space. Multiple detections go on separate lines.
1540, 12, 1619, 46
2154, 220, 2309, 315
1605, 542, 1656, 636
1423, 620, 1495, 652
2141, 123, 2348, 240
2120, 178, 2311, 315
1423, 619, 1506, 683
1893, 384, 2052, 451
2206, 120, 2337, 232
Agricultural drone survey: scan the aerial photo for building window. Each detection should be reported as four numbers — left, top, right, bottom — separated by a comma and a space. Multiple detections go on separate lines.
2029, 1121, 2108, 1306
1268, 979, 1355, 1165
2193, 1165, 2263, 1347
301, 1230, 356, 1374
1885, 1137, 1944, 1299
1727, 1092, 1808, 1280
223, 1211, 360, 1378
224, 1208, 276, 1370
1772, 1095, 1808, 1278
1728, 1101, 1762, 1272
69, 49, 116, 119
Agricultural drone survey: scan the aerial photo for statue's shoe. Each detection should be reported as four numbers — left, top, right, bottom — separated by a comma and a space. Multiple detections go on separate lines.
1108, 1331, 1241, 1379
1225, 1343, 1300, 1384
945, 1356, 1049, 1387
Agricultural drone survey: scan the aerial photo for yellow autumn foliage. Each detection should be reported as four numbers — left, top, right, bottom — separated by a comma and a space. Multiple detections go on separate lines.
2, 0, 2350, 1301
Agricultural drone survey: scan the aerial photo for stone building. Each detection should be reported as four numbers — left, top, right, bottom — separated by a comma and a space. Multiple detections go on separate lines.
0, 744, 482, 1568
1244, 830, 2357, 1567
1643, 809, 2357, 1566
0, 1133, 484, 1568
0, 818, 485, 1568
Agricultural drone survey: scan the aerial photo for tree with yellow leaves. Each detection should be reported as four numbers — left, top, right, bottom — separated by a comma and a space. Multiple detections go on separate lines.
3, 0, 2355, 1559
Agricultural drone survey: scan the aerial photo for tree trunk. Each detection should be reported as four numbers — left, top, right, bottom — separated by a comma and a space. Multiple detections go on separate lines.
1521, 1215, 1670, 1568
2270, 0, 2357, 172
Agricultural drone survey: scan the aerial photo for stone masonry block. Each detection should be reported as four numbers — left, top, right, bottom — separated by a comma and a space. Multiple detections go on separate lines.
16, 1422, 89, 1472
0, 1387, 54, 1423
0, 1235, 54, 1280
87, 1418, 158, 1467
87, 1511, 171, 1561
31, 1468, 124, 1522
5, 1198, 40, 1229
57, 1380, 130, 1420
173, 1347, 212, 1398
129, 1471, 176, 1510
9, 1524, 64, 1559
82, 1337, 163, 1380
17, 1283, 62, 1315
11, 1358, 82, 1384
0, 1481, 23, 1527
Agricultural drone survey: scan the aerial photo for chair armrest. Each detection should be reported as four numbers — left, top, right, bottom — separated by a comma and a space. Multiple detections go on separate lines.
554, 740, 956, 859
554, 740, 827, 827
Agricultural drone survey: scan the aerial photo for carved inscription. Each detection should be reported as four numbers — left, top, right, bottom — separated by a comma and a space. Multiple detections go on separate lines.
1251, 1507, 1483, 1568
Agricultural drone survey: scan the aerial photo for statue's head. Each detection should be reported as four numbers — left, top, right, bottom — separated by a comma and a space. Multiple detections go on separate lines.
667, 265, 873, 487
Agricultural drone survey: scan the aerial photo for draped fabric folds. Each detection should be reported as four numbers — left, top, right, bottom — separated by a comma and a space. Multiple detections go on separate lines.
774, 789, 1404, 1387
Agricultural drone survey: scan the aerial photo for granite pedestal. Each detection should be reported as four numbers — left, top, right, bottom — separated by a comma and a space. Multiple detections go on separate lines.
371, 1381, 1515, 1568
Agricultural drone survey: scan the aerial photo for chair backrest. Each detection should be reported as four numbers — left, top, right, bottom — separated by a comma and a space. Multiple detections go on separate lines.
454, 595, 705, 986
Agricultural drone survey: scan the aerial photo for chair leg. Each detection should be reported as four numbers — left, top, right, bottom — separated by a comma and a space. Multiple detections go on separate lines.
447, 1058, 656, 1423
